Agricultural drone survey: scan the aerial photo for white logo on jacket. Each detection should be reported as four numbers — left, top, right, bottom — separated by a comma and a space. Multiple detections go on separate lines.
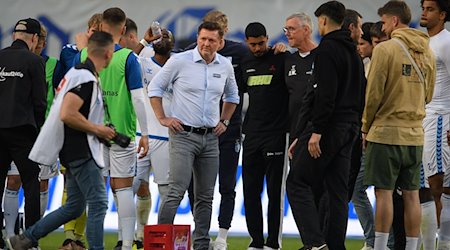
0, 67, 24, 81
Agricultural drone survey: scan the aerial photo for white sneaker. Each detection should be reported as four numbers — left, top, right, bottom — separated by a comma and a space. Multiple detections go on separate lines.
361, 243, 374, 250
311, 244, 328, 250
213, 238, 227, 250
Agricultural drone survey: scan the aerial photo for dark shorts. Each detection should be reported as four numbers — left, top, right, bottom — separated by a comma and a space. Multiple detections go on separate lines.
364, 142, 422, 190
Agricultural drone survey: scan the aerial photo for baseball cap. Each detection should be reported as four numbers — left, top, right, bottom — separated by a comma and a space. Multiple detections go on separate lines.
13, 18, 41, 36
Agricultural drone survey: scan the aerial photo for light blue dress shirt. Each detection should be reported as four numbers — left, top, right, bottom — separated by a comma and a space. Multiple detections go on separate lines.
148, 46, 240, 128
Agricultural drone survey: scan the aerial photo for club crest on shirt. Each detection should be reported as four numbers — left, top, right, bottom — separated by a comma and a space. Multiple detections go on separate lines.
402, 64, 412, 76
288, 65, 297, 76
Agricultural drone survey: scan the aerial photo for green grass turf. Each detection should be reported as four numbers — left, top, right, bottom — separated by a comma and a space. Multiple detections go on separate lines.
39, 231, 365, 249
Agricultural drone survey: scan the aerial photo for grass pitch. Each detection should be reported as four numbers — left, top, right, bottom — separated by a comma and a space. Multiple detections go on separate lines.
39, 231, 365, 249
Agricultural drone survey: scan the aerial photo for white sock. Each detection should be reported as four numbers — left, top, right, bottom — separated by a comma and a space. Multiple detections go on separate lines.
116, 187, 136, 249
114, 192, 122, 241
438, 194, 450, 249
406, 237, 419, 250
3, 189, 19, 237
421, 201, 438, 250
217, 228, 228, 241
136, 195, 151, 240
374, 232, 389, 250
40, 190, 49, 218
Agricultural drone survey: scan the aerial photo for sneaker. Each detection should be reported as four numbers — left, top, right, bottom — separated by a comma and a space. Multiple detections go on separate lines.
361, 243, 374, 250
263, 246, 279, 250
213, 238, 227, 250
73, 240, 86, 250
6, 234, 33, 250
133, 240, 144, 250
311, 244, 329, 250
59, 239, 74, 250
113, 241, 123, 250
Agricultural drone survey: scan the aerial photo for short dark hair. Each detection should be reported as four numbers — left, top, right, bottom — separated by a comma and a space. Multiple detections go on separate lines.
361, 22, 374, 43
314, 1, 346, 25
125, 18, 138, 34
342, 9, 362, 30
370, 21, 387, 39
245, 22, 267, 38
421, 0, 450, 22
197, 21, 224, 38
102, 7, 126, 27
378, 0, 411, 25
88, 31, 114, 56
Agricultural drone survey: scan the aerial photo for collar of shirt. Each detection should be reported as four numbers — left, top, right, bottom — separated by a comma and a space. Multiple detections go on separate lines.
193, 46, 221, 65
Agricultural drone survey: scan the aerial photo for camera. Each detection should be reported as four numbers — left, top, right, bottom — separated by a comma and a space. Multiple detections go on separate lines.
100, 123, 131, 148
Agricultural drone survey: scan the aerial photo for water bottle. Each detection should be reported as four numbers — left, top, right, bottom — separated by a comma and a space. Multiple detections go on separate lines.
151, 21, 162, 44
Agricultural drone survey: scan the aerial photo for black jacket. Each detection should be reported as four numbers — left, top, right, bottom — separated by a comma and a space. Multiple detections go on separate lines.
294, 29, 365, 136
0, 39, 46, 129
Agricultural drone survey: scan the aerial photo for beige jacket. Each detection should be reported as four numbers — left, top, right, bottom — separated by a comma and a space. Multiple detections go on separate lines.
362, 28, 436, 146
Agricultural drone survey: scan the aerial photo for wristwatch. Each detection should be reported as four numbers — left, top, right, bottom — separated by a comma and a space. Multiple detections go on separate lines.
220, 119, 230, 127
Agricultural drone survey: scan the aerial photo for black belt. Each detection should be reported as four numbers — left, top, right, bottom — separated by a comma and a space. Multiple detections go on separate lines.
182, 125, 214, 135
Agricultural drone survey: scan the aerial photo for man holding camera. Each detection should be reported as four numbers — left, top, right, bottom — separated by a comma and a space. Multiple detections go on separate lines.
73, 8, 150, 250
7, 31, 116, 250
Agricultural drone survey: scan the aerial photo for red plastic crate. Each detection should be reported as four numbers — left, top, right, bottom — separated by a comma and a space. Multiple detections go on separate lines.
144, 224, 191, 250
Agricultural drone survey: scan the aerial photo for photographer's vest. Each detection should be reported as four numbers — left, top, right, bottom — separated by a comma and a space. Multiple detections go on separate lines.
45, 56, 58, 118
81, 47, 137, 140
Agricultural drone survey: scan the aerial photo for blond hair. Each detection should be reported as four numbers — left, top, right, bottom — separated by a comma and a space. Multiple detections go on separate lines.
203, 10, 228, 30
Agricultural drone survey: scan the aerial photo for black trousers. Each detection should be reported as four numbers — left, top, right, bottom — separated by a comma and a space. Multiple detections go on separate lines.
187, 125, 241, 230
242, 132, 286, 249
0, 125, 41, 229
287, 122, 358, 250
348, 134, 363, 201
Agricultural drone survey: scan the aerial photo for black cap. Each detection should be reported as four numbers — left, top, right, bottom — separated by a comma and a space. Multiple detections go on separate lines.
13, 18, 41, 36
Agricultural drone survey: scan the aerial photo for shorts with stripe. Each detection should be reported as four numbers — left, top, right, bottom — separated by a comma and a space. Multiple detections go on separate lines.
422, 113, 450, 187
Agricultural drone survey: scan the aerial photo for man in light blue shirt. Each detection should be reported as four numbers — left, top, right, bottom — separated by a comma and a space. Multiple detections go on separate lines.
149, 21, 239, 250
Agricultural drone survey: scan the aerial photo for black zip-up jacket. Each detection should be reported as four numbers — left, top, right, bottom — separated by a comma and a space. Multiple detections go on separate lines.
0, 39, 46, 129
294, 29, 365, 136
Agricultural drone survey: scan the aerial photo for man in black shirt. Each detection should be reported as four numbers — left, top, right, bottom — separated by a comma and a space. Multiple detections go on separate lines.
284, 12, 317, 143
7, 31, 116, 250
241, 22, 289, 250
287, 1, 364, 249
0, 18, 46, 241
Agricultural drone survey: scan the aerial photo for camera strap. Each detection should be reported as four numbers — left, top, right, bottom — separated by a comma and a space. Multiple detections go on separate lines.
95, 78, 112, 125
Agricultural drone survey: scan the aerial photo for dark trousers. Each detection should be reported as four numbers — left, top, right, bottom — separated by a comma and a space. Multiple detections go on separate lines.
217, 125, 241, 229
287, 122, 358, 250
348, 134, 363, 201
188, 125, 241, 230
0, 125, 41, 229
242, 132, 286, 249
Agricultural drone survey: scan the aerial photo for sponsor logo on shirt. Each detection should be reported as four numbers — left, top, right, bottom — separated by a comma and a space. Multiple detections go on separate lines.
246, 69, 256, 73
247, 75, 273, 86
103, 90, 119, 96
0, 67, 24, 81
213, 73, 221, 78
